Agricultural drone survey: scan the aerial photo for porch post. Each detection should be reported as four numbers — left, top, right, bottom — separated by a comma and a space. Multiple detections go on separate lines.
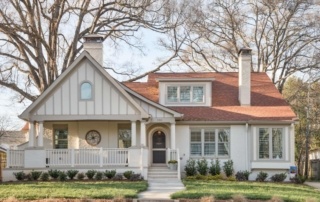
170, 123, 176, 149
28, 121, 35, 147
131, 121, 137, 146
140, 120, 146, 146
37, 122, 44, 147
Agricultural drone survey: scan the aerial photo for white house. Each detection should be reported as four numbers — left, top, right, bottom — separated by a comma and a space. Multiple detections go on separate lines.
3, 35, 297, 181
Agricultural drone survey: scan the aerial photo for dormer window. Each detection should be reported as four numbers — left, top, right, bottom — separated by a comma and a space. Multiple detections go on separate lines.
167, 85, 204, 103
80, 82, 92, 100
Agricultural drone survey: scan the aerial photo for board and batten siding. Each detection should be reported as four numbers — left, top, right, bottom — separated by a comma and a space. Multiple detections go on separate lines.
133, 97, 173, 118
34, 60, 140, 118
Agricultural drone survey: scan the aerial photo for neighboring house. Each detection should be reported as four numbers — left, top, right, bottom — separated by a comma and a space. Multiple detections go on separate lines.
3, 35, 297, 181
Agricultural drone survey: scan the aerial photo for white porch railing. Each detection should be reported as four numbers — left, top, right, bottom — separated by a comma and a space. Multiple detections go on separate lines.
167, 148, 181, 179
6, 150, 24, 168
46, 148, 129, 167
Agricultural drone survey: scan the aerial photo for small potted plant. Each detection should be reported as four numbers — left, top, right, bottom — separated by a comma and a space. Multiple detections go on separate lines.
168, 160, 178, 170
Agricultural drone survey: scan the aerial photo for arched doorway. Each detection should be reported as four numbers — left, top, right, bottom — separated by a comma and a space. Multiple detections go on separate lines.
0, 150, 6, 182
152, 130, 166, 164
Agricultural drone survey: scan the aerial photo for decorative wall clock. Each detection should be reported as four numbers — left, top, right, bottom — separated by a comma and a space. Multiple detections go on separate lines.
85, 130, 101, 146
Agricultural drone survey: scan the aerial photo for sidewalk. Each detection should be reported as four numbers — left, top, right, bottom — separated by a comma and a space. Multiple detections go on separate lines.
305, 181, 320, 189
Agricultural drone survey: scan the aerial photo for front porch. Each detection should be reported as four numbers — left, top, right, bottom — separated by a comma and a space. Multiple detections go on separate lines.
3, 147, 180, 181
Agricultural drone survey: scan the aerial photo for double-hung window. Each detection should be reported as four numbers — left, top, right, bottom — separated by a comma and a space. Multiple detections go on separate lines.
54, 125, 68, 149
190, 128, 230, 157
167, 85, 204, 103
258, 128, 283, 160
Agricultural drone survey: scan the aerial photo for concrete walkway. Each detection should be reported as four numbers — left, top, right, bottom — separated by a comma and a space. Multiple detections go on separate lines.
138, 178, 185, 200
305, 181, 320, 189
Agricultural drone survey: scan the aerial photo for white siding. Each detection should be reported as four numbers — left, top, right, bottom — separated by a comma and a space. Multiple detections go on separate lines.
133, 97, 174, 118
32, 60, 140, 118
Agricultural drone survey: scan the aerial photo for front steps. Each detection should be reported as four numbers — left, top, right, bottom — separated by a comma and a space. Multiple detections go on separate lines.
138, 166, 185, 199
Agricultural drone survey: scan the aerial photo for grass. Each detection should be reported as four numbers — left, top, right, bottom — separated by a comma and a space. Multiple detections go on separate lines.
0, 181, 147, 200
171, 180, 320, 202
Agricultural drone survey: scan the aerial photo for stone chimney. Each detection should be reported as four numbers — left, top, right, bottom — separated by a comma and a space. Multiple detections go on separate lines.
83, 34, 104, 66
238, 47, 252, 106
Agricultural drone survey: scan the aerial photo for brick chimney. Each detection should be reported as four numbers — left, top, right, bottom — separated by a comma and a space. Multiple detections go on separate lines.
238, 47, 252, 106
83, 34, 104, 66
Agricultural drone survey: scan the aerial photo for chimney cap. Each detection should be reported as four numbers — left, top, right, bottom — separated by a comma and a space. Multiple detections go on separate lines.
238, 47, 252, 55
83, 34, 104, 43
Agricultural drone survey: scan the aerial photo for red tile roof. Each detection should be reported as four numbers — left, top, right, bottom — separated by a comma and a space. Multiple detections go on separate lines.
123, 72, 296, 122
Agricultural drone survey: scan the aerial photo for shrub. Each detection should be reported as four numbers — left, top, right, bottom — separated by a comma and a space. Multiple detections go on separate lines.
291, 175, 306, 184
13, 171, 26, 181
256, 171, 268, 182
223, 160, 234, 177
86, 170, 97, 180
123, 171, 134, 179
113, 174, 123, 180
270, 173, 287, 182
30, 170, 42, 181
197, 159, 209, 175
209, 159, 221, 176
59, 171, 67, 181
105, 170, 116, 179
77, 172, 85, 180
95, 171, 104, 180
48, 169, 60, 179
185, 159, 197, 176
40, 172, 50, 181
235, 170, 251, 181
130, 173, 142, 181
66, 170, 79, 180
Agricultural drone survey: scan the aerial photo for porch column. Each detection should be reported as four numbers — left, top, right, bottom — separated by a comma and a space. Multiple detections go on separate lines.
170, 123, 176, 149
131, 121, 137, 146
28, 122, 35, 147
140, 120, 146, 146
37, 122, 44, 147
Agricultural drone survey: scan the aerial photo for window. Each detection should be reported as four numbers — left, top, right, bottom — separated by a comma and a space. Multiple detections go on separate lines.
258, 128, 283, 160
118, 124, 131, 148
190, 128, 230, 157
80, 82, 92, 100
54, 126, 68, 149
167, 85, 204, 103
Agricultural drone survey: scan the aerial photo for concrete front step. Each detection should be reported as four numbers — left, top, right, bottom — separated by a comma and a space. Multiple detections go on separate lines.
147, 166, 178, 180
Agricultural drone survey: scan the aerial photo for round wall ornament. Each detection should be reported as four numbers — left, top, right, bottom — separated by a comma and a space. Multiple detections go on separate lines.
85, 130, 101, 146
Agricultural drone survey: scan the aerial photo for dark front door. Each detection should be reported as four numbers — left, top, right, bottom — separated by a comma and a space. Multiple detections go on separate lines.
152, 131, 166, 163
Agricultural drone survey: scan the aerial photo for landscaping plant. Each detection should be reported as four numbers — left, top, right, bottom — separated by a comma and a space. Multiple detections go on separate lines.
66, 170, 79, 180
197, 159, 209, 175
185, 159, 197, 176
77, 172, 85, 180
270, 173, 287, 182
256, 171, 268, 182
223, 160, 234, 177
40, 172, 50, 181
105, 170, 116, 179
30, 170, 42, 181
86, 170, 97, 180
123, 171, 134, 179
13, 171, 26, 181
48, 169, 60, 180
235, 170, 251, 181
95, 171, 104, 180
209, 159, 221, 175
58, 171, 67, 181
130, 173, 142, 181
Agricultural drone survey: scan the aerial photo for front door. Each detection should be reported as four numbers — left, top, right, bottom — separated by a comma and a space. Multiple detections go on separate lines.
152, 131, 166, 163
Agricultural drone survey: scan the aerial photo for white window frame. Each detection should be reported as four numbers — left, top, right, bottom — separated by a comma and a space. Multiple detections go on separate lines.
190, 128, 230, 158
53, 125, 68, 149
166, 85, 205, 104
258, 127, 284, 160
80, 81, 94, 100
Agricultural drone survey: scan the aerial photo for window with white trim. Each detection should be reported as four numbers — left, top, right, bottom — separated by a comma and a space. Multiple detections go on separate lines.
80, 82, 92, 100
53, 125, 68, 149
258, 127, 283, 160
190, 128, 230, 157
167, 85, 204, 103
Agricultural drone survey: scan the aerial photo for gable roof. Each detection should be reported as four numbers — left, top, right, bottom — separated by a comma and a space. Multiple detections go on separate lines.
123, 72, 297, 122
20, 51, 149, 121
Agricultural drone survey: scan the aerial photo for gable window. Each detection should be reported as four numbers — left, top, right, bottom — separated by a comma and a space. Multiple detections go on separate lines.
54, 125, 68, 149
118, 124, 131, 148
258, 128, 283, 160
80, 82, 92, 100
167, 85, 204, 103
190, 128, 230, 157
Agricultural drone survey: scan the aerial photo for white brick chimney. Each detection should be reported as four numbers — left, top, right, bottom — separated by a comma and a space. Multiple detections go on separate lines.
238, 47, 252, 106
83, 34, 104, 66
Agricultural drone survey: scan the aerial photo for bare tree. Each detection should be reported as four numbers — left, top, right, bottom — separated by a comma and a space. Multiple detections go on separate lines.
0, 115, 18, 139
0, 0, 174, 102
175, 0, 320, 92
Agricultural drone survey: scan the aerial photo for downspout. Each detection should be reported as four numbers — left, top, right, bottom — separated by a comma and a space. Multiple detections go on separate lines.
245, 122, 250, 171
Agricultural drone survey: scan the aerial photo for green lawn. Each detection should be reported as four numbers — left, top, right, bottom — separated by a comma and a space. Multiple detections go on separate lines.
0, 181, 147, 200
171, 180, 320, 202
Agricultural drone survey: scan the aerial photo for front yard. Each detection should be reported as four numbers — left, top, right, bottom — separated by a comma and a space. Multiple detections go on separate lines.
0, 181, 147, 200
172, 180, 320, 202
